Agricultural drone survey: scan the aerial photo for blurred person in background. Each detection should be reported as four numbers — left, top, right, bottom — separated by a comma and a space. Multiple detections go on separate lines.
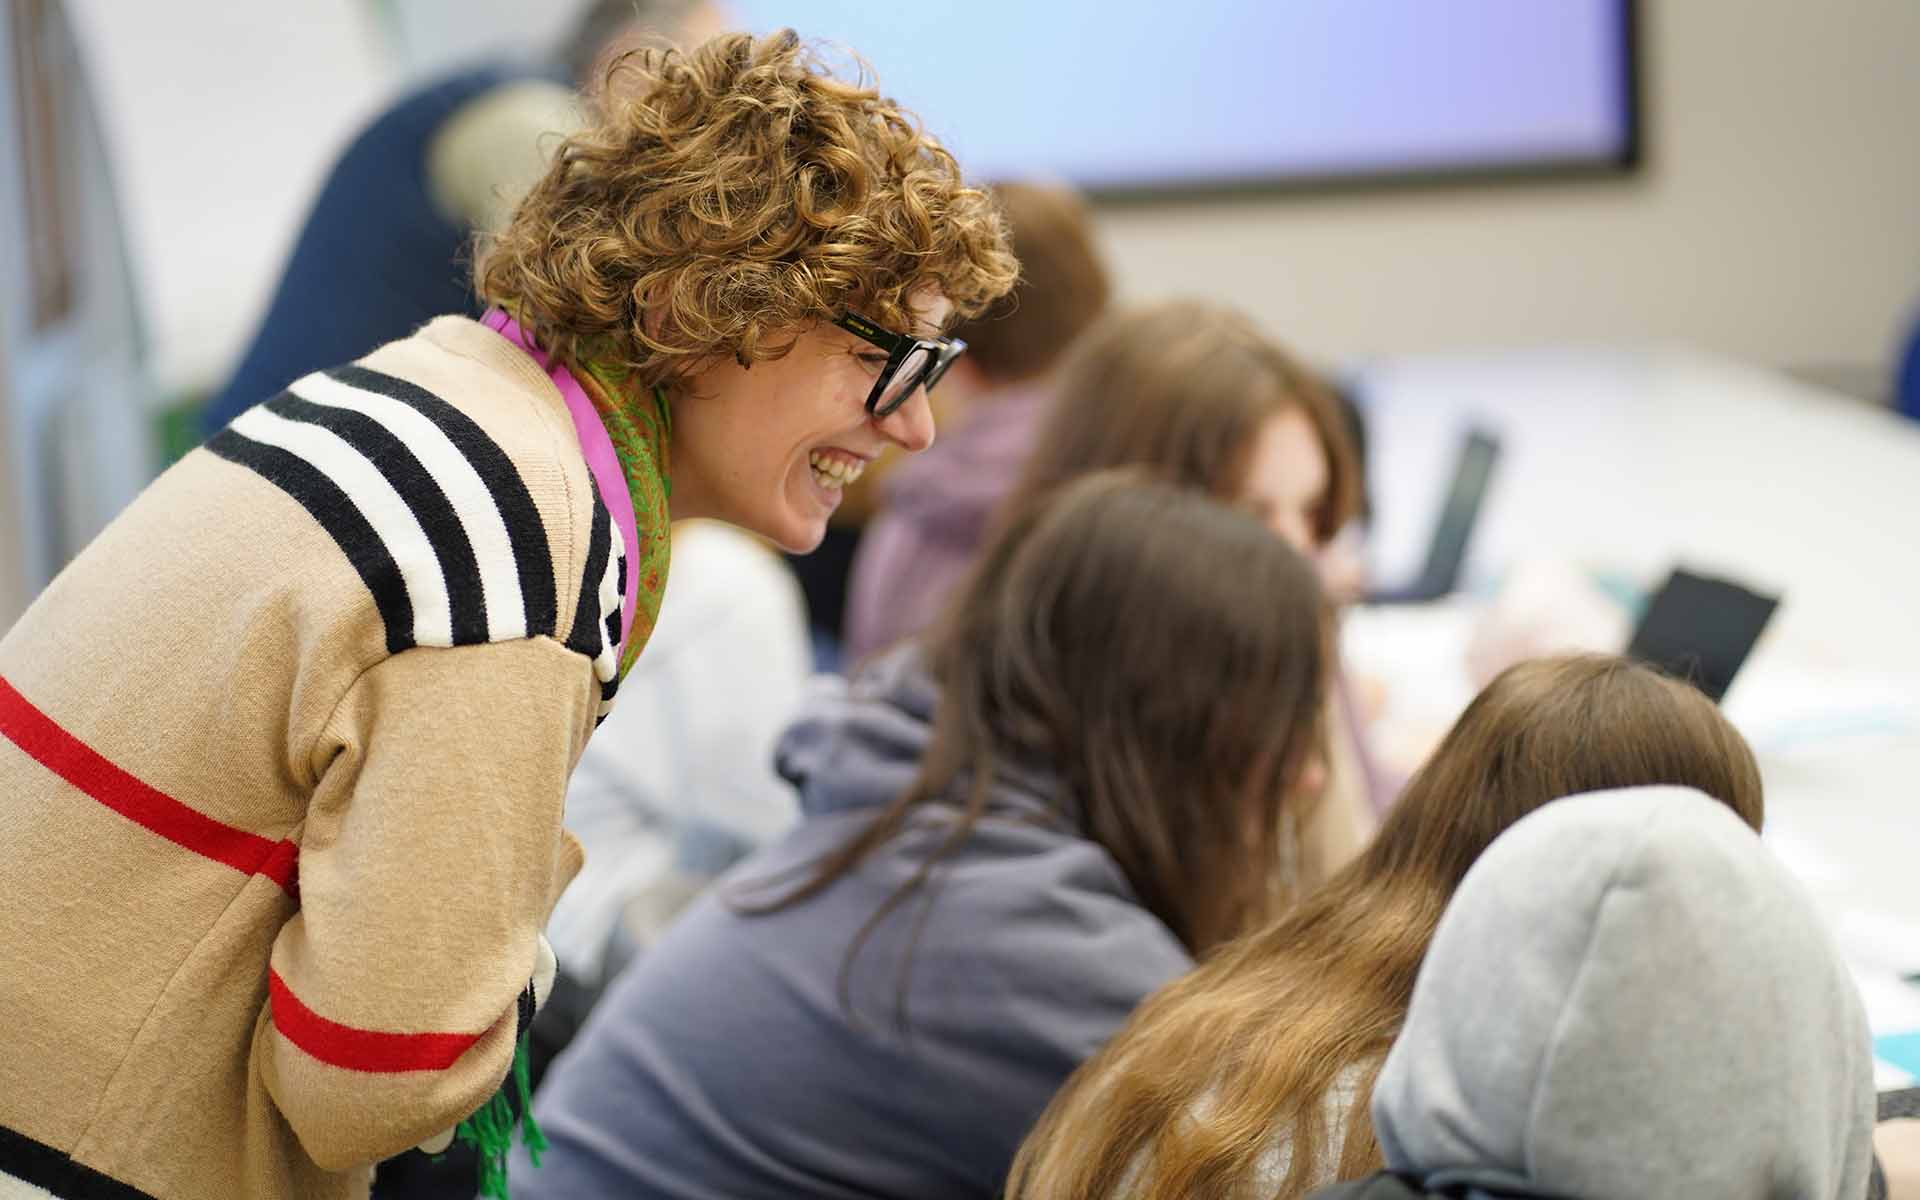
945, 299, 1381, 883
0, 30, 1013, 1200
842, 179, 1112, 663
1008, 655, 1765, 1200
512, 473, 1331, 1200
537, 519, 811, 1017
199, 0, 728, 436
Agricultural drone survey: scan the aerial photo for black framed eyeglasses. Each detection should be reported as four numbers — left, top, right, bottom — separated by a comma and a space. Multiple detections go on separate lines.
835, 311, 966, 418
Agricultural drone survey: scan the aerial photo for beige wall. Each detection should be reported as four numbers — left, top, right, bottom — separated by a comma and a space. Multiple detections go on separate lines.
66, 0, 392, 394
1094, 0, 1920, 377
69, 1, 1920, 392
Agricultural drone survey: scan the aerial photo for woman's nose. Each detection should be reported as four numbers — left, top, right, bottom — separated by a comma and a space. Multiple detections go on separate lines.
874, 387, 936, 453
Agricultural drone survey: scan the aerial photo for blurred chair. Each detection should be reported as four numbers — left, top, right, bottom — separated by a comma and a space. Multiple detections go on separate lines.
1898, 304, 1920, 421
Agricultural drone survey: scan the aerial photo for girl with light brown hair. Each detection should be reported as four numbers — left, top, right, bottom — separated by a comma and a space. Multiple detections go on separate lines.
999, 300, 1359, 554
512, 473, 1331, 1199
994, 299, 1378, 882
1007, 654, 1765, 1200
849, 297, 1359, 664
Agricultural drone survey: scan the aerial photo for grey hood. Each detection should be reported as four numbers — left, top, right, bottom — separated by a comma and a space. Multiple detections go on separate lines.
774, 643, 1064, 827
775, 644, 940, 820
1372, 786, 1876, 1200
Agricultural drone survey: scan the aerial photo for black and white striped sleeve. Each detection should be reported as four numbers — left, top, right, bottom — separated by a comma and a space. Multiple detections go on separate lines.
207, 363, 621, 719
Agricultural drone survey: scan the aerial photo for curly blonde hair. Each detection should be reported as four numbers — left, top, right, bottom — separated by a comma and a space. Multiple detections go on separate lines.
476, 29, 1019, 389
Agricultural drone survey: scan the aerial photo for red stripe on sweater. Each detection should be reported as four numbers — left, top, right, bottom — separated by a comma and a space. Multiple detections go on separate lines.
269, 969, 482, 1072
0, 675, 299, 900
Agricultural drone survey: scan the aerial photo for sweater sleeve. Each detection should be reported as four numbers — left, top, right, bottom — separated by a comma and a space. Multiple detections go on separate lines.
253, 635, 593, 1171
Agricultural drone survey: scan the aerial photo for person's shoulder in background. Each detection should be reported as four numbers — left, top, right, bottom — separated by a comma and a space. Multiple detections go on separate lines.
426, 75, 581, 235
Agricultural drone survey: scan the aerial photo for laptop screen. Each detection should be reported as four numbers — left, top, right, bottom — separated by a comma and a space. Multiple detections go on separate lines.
1625, 569, 1780, 703
1417, 428, 1501, 594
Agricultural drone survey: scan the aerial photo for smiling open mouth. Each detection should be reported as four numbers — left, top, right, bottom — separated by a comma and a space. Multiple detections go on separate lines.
808, 450, 867, 490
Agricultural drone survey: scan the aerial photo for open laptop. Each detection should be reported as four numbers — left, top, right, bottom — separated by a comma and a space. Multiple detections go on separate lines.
1368, 427, 1501, 605
1625, 568, 1780, 703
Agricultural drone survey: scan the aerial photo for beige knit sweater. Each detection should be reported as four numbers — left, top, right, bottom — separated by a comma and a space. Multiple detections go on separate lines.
0, 317, 634, 1199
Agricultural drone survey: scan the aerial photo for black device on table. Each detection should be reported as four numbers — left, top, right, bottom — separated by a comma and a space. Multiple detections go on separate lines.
1625, 568, 1780, 703
1368, 427, 1501, 605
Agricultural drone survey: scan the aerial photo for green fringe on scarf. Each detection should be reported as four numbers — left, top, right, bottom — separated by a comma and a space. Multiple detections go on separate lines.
448, 1026, 547, 1199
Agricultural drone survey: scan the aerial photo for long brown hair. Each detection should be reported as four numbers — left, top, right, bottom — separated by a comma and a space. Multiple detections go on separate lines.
1007, 654, 1765, 1199
750, 473, 1329, 1005
1000, 301, 1360, 548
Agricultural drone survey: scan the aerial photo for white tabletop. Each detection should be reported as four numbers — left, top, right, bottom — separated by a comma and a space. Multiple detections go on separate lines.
1360, 346, 1920, 672
1345, 346, 1920, 1083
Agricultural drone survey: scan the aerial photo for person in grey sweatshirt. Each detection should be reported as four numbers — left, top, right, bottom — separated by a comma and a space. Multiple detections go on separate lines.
1314, 785, 1879, 1200
510, 473, 1333, 1199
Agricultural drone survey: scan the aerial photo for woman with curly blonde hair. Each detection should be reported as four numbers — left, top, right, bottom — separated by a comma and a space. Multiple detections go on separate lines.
0, 28, 1012, 1200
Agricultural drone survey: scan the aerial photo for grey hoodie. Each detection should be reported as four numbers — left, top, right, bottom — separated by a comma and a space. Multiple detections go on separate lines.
1369, 786, 1877, 1200
509, 646, 1192, 1199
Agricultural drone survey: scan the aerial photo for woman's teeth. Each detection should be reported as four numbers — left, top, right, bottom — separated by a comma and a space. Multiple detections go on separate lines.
808, 451, 866, 490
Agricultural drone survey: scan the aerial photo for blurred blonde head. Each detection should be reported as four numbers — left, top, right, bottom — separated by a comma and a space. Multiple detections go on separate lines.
947, 181, 1111, 386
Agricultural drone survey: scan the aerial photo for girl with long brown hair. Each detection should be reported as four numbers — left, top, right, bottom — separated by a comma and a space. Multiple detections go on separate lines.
513, 473, 1330, 1200
997, 300, 1384, 883
1007, 654, 1766, 1200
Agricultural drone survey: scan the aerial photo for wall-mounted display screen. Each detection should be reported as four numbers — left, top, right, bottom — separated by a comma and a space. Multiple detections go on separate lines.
730, 0, 1639, 196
